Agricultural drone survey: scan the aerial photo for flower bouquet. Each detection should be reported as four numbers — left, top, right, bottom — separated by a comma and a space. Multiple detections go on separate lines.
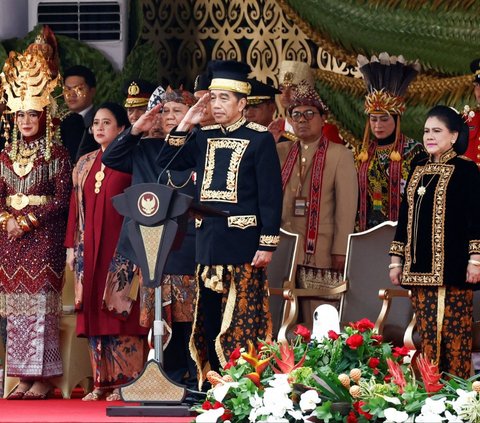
193, 319, 408, 422
193, 319, 480, 422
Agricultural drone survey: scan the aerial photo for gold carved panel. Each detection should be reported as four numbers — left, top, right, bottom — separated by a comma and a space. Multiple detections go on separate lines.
140, 0, 358, 89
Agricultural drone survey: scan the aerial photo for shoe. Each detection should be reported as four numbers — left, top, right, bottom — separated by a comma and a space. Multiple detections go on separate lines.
106, 389, 121, 402
22, 390, 51, 400
82, 389, 105, 401
6, 382, 33, 400
22, 381, 53, 400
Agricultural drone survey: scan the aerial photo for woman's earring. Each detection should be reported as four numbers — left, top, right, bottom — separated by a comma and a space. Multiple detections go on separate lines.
451, 138, 456, 145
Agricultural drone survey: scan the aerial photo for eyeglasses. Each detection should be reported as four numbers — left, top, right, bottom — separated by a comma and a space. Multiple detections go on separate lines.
290, 110, 320, 122
63, 84, 88, 99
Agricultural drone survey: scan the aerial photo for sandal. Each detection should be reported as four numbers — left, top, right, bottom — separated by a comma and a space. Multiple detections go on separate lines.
106, 389, 121, 402
82, 389, 105, 401
6, 382, 33, 400
23, 381, 53, 400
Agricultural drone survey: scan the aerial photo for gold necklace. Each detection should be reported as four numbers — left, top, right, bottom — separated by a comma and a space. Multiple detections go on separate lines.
166, 170, 194, 189
94, 164, 106, 194
412, 173, 436, 263
12, 138, 42, 177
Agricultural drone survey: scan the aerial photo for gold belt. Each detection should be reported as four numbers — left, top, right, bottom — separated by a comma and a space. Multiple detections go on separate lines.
6, 194, 52, 210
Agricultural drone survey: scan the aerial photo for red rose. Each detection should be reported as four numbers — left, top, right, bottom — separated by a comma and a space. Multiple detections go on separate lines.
346, 334, 364, 349
294, 324, 311, 342
371, 334, 383, 344
350, 318, 375, 333
213, 401, 223, 409
230, 347, 241, 361
328, 330, 339, 340
223, 361, 233, 370
221, 409, 233, 421
393, 346, 411, 357
354, 401, 372, 420
347, 411, 358, 423
368, 357, 380, 369
202, 401, 213, 410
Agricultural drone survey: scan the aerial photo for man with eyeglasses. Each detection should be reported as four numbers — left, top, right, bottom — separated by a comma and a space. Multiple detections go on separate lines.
269, 60, 344, 145
60, 65, 99, 162
277, 81, 358, 329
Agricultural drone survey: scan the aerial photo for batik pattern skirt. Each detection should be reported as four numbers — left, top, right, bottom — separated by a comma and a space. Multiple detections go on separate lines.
87, 335, 147, 390
190, 263, 272, 388
411, 285, 473, 379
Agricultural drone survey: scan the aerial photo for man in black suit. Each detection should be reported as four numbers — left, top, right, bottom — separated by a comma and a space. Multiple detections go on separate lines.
60, 65, 99, 162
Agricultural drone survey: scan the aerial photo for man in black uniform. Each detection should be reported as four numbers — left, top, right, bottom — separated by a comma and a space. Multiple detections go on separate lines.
60, 65, 99, 162
130, 60, 283, 388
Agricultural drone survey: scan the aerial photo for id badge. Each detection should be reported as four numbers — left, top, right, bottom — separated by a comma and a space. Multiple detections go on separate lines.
293, 197, 308, 217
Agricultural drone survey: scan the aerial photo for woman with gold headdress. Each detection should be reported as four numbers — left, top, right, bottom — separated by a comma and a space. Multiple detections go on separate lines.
0, 39, 72, 399
356, 53, 426, 231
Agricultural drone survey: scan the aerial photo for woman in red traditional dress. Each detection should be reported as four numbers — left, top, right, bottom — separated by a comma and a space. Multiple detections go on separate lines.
0, 43, 72, 399
65, 103, 148, 401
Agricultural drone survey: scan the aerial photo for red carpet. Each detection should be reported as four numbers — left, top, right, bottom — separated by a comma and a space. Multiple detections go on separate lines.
0, 398, 196, 423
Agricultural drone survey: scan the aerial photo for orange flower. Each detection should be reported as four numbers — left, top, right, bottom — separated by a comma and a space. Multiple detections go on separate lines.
241, 340, 272, 375
416, 354, 443, 394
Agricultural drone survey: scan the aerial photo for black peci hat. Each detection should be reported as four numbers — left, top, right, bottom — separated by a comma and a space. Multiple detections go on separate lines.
246, 79, 280, 105
208, 60, 252, 95
194, 71, 212, 92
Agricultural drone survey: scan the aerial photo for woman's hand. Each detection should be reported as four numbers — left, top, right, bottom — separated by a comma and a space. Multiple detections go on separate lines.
131, 103, 162, 136
66, 248, 75, 271
389, 267, 403, 286
6, 217, 23, 240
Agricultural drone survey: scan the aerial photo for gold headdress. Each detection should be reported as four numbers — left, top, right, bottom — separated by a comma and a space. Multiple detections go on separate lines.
1, 27, 61, 162
357, 52, 420, 162
1, 50, 60, 113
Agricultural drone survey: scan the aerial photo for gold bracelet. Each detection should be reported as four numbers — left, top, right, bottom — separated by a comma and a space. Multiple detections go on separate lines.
388, 263, 403, 269
26, 212, 40, 228
0, 212, 12, 232
468, 259, 480, 266
16, 215, 32, 232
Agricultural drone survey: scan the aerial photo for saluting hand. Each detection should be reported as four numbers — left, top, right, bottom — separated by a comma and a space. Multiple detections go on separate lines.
131, 103, 162, 136
177, 93, 210, 131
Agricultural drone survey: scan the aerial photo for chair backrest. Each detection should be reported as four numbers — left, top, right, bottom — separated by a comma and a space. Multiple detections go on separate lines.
267, 228, 299, 339
340, 221, 414, 344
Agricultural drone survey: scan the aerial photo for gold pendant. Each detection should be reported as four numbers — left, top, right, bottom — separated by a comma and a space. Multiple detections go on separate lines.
12, 161, 33, 177
10, 193, 29, 210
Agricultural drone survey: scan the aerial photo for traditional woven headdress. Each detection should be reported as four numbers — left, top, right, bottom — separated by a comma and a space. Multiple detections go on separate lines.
357, 52, 420, 161
160, 85, 197, 107
288, 80, 328, 114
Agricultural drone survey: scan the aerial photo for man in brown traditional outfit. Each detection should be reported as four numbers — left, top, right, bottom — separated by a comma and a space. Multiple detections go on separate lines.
277, 81, 358, 328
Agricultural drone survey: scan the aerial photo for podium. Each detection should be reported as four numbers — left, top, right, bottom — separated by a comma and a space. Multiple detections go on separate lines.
106, 183, 226, 417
